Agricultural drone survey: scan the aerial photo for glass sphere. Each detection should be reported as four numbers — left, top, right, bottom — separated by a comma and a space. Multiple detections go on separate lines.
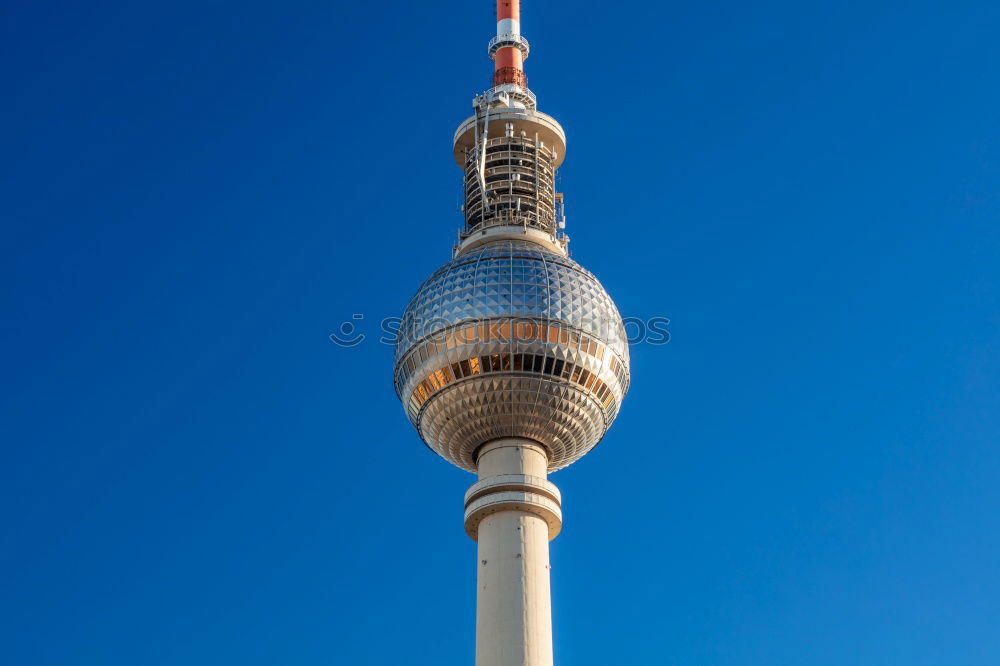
394, 240, 629, 472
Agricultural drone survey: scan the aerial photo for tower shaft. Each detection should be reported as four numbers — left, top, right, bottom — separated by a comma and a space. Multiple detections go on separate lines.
465, 440, 562, 666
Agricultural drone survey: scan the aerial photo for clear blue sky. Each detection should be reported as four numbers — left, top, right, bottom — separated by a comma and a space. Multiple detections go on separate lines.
2, 1, 998, 664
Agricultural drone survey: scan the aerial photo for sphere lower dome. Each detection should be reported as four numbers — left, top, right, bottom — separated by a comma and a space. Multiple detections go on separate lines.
394, 240, 629, 472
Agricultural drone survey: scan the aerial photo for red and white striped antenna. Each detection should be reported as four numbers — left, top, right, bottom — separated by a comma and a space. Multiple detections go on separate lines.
489, 0, 530, 90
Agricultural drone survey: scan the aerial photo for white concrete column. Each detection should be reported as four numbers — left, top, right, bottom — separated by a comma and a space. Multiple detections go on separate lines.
464, 439, 562, 666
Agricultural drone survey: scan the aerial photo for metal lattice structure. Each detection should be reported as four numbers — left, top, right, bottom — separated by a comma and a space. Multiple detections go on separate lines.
463, 135, 558, 235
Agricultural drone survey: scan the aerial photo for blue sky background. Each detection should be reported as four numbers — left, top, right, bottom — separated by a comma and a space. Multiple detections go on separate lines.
2, 1, 999, 664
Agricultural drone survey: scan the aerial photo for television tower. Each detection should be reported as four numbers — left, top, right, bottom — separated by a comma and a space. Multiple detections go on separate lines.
393, 2, 630, 664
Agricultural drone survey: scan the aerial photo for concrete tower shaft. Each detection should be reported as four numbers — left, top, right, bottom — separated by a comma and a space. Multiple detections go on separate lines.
466, 440, 560, 666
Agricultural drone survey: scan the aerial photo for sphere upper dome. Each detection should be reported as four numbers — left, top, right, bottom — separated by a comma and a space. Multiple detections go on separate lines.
394, 240, 629, 472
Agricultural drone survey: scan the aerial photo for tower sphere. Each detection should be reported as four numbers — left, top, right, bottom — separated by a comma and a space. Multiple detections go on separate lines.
393, 240, 630, 472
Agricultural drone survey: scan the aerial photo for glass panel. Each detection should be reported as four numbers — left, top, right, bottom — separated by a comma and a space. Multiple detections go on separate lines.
469, 357, 481, 375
